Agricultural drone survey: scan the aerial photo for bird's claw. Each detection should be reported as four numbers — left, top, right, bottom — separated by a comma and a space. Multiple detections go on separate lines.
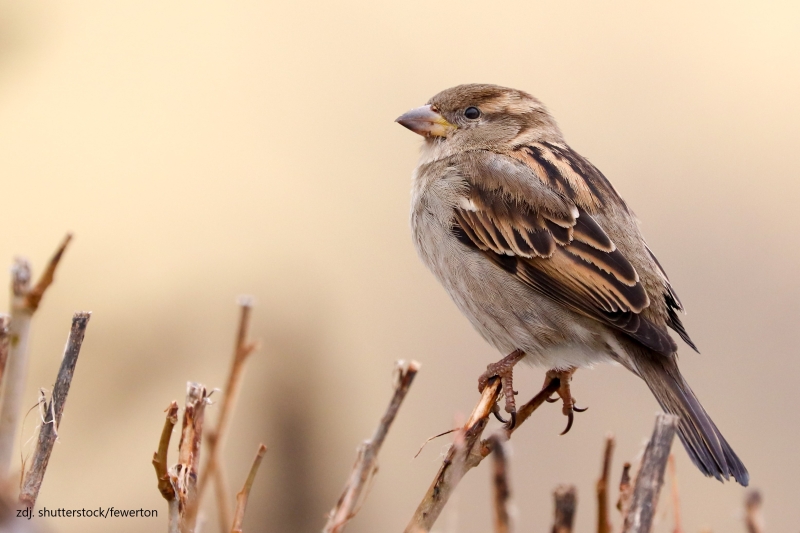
491, 401, 509, 424
478, 349, 526, 427
560, 411, 574, 435
544, 368, 588, 435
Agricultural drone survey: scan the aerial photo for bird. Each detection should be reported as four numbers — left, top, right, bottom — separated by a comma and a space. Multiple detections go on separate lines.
396, 83, 748, 486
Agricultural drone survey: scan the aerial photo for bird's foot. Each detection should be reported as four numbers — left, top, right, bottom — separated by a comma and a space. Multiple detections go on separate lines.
544, 367, 588, 435
478, 349, 526, 429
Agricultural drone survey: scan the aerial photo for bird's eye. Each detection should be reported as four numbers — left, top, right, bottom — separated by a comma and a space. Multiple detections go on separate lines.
464, 107, 481, 120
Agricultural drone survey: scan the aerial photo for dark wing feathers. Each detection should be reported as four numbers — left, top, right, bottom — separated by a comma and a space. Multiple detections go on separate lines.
452, 146, 688, 356
646, 245, 699, 352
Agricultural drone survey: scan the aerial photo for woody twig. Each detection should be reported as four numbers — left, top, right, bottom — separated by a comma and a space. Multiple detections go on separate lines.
18, 312, 90, 509
0, 234, 72, 480
552, 485, 577, 533
488, 434, 511, 533
597, 434, 614, 533
170, 382, 210, 533
324, 360, 420, 533
404, 374, 561, 533
621, 414, 678, 533
197, 298, 259, 532
229, 443, 267, 533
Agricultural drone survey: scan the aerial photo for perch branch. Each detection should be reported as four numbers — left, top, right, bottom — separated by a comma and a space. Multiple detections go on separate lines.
0, 234, 72, 480
744, 490, 764, 533
172, 382, 209, 533
405, 374, 561, 533
488, 434, 511, 533
230, 443, 267, 533
324, 360, 420, 533
621, 414, 678, 533
552, 485, 577, 533
197, 298, 259, 532
153, 401, 180, 501
18, 312, 90, 508
597, 435, 614, 533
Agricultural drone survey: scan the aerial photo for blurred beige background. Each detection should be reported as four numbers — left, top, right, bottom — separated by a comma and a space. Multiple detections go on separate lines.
0, 1, 798, 531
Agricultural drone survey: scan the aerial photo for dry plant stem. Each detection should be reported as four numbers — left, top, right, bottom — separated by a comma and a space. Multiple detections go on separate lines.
18, 312, 90, 509
0, 260, 33, 481
667, 455, 683, 533
744, 490, 764, 533
24, 234, 73, 313
488, 434, 511, 533
153, 402, 180, 501
405, 375, 561, 533
230, 443, 267, 533
197, 299, 258, 532
0, 235, 72, 480
622, 414, 678, 533
552, 485, 577, 533
0, 316, 10, 390
172, 383, 209, 533
597, 435, 614, 533
324, 360, 421, 533
617, 462, 633, 516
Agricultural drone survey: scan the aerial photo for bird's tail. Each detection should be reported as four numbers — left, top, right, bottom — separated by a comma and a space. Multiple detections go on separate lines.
634, 351, 749, 486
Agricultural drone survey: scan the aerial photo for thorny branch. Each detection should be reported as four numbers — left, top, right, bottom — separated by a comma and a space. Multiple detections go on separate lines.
230, 443, 267, 533
404, 374, 561, 533
18, 312, 91, 509
324, 360, 420, 533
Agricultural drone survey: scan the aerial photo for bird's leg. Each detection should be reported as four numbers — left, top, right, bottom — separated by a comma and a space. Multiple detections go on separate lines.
478, 349, 526, 428
544, 367, 588, 435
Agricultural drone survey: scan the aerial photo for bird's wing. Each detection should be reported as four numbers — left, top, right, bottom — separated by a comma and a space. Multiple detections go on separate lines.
452, 146, 679, 356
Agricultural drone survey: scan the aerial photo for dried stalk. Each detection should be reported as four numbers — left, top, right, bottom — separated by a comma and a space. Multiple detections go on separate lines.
744, 490, 764, 533
488, 434, 511, 533
597, 435, 614, 533
153, 402, 180, 501
230, 443, 267, 533
552, 485, 577, 533
617, 462, 632, 516
667, 455, 683, 533
404, 375, 561, 533
0, 234, 72, 480
621, 414, 678, 533
0, 316, 10, 390
171, 382, 209, 533
197, 298, 259, 532
18, 312, 90, 508
324, 360, 420, 533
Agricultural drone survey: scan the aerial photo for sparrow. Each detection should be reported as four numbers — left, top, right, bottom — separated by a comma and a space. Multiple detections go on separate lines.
396, 84, 748, 485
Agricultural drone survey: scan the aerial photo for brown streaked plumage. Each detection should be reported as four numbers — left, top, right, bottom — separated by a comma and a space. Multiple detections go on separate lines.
397, 83, 747, 485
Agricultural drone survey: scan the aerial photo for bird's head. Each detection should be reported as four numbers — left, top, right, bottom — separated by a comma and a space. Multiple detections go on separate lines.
396, 84, 562, 154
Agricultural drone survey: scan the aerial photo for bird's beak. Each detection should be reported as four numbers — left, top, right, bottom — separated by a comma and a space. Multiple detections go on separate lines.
395, 105, 456, 137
